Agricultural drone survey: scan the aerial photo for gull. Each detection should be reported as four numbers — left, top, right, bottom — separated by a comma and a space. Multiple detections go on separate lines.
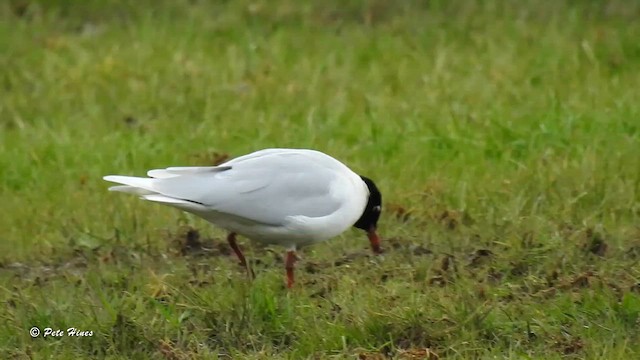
103, 148, 382, 287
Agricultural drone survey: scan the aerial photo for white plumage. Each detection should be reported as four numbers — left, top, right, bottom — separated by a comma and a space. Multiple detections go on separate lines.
104, 148, 382, 287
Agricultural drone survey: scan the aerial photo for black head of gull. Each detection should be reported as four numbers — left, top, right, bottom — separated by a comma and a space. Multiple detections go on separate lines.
354, 176, 382, 254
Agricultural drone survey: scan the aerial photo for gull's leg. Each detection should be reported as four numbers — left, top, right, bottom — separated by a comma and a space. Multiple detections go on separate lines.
227, 232, 246, 266
227, 232, 254, 278
285, 249, 298, 288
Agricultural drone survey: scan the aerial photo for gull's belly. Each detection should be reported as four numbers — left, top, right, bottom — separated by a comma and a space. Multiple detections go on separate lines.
202, 211, 354, 249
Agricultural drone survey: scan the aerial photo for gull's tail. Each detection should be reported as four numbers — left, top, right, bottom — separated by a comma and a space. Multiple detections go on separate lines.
103, 175, 205, 210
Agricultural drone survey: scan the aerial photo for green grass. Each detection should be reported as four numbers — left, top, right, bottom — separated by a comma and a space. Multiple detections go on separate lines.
2, 0, 640, 358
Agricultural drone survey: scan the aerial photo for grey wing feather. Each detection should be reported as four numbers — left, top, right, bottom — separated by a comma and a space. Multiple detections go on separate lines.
148, 166, 232, 178
150, 153, 343, 225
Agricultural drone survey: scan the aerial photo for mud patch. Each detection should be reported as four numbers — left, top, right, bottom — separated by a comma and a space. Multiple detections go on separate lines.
170, 227, 230, 258
334, 251, 370, 266
357, 352, 385, 360
624, 242, 640, 259
553, 335, 584, 355
121, 115, 148, 134
412, 245, 433, 256
387, 203, 412, 222
467, 249, 494, 268
385, 237, 406, 250
428, 275, 447, 287
438, 210, 459, 230
532, 270, 634, 301
582, 228, 608, 257
0, 251, 89, 285
304, 261, 323, 274
11, 2, 30, 18
384, 237, 432, 256
487, 267, 504, 283
123, 115, 138, 127
428, 254, 458, 286
397, 347, 440, 359
157, 339, 188, 360
439, 254, 457, 273
435, 210, 474, 230
509, 261, 529, 277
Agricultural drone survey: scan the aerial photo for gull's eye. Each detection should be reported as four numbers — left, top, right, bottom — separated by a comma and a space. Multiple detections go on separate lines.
373, 205, 382, 212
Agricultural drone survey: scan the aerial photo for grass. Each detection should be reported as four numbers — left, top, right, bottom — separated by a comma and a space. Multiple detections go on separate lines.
1, 0, 640, 358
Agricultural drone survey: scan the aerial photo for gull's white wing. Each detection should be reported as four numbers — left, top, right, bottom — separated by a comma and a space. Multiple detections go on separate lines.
108, 150, 352, 226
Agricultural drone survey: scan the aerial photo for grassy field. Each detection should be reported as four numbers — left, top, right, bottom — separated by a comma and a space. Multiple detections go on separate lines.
2, 0, 640, 358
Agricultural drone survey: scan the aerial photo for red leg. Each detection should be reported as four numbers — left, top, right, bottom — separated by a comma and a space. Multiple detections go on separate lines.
227, 233, 255, 278
285, 250, 298, 288
227, 233, 247, 266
